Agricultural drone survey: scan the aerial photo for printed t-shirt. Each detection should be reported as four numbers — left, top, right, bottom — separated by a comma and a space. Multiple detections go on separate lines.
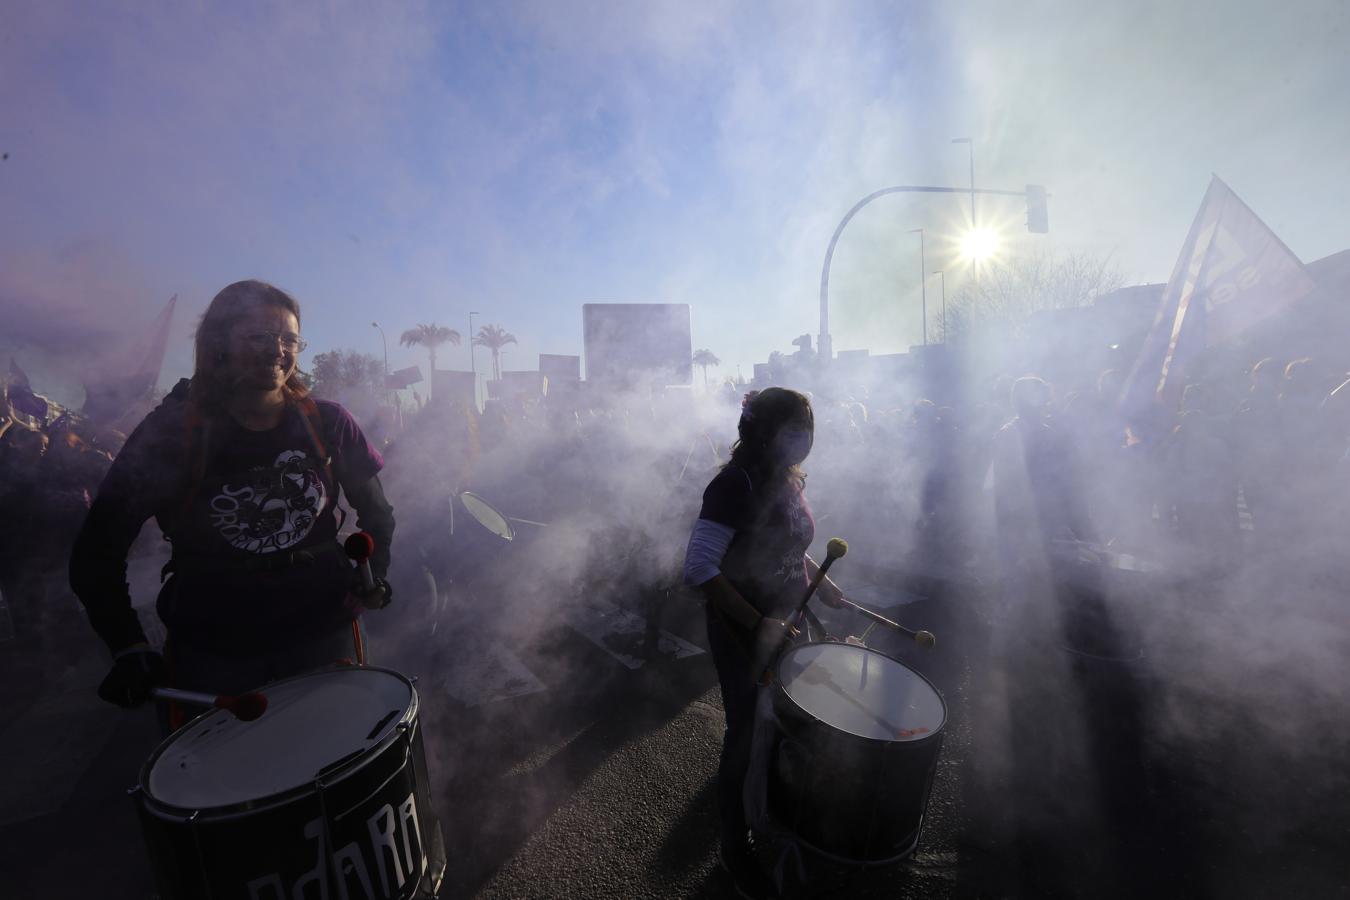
101, 395, 383, 651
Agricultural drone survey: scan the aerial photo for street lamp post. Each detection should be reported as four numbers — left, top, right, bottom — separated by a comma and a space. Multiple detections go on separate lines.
932, 270, 947, 340
468, 311, 482, 413
909, 228, 927, 346
371, 321, 388, 399
952, 138, 975, 227
818, 181, 1026, 364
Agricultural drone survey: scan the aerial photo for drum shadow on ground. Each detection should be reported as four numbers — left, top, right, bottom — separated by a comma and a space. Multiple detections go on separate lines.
641, 777, 734, 898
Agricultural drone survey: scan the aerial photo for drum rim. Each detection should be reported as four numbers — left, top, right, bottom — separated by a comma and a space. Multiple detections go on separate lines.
774, 640, 948, 748
138, 665, 420, 820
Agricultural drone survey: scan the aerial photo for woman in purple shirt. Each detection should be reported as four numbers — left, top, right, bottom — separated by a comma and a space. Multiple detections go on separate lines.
71, 281, 394, 728
683, 387, 843, 898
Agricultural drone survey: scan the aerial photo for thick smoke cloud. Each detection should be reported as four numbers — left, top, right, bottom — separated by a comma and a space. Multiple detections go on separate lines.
3, 2, 1349, 895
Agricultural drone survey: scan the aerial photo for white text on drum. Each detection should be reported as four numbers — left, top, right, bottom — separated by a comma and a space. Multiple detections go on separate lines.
246, 791, 425, 900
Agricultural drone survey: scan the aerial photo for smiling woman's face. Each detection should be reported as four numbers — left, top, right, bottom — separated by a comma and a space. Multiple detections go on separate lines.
222, 304, 301, 393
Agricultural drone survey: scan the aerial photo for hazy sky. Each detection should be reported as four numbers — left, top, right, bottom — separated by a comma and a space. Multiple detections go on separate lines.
3, 0, 1348, 403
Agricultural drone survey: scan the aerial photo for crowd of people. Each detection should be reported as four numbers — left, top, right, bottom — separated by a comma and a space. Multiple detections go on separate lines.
0, 411, 121, 645
799, 356, 1350, 597
5, 343, 1350, 653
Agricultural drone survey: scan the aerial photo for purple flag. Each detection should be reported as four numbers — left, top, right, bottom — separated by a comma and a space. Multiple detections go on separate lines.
8, 357, 32, 391
83, 295, 177, 425
4, 357, 48, 427
1121, 176, 1317, 422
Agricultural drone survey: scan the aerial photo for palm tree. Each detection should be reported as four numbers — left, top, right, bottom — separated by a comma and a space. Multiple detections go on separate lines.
399, 323, 460, 399
473, 324, 517, 381
692, 349, 720, 389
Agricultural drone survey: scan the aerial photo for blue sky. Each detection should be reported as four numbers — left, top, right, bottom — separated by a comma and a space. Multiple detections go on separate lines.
3, 1, 1348, 404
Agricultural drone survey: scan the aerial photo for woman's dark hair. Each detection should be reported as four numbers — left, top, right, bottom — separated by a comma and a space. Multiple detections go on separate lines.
191, 280, 310, 412
725, 387, 813, 489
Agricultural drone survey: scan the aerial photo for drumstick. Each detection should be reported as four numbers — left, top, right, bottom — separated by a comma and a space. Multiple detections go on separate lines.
836, 596, 936, 649
150, 687, 269, 722
760, 538, 848, 681
505, 516, 548, 527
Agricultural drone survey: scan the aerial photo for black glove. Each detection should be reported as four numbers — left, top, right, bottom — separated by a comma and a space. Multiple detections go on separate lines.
98, 649, 166, 708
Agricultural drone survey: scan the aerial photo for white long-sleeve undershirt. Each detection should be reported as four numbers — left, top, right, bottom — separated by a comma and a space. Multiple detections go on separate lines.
682, 518, 735, 587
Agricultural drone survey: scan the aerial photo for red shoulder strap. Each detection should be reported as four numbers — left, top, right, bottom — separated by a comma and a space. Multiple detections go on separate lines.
297, 396, 336, 491
171, 401, 211, 538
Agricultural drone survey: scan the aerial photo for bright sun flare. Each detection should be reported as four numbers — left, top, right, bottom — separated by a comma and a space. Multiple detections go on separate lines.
959, 227, 1000, 263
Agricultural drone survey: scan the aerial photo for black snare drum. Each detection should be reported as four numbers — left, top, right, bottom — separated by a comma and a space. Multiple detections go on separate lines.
770, 642, 946, 864
135, 667, 446, 899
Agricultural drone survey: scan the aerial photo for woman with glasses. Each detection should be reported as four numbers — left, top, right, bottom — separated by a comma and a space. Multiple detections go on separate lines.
71, 280, 395, 730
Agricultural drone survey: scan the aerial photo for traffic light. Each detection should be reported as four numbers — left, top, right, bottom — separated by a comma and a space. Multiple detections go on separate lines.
1026, 184, 1049, 233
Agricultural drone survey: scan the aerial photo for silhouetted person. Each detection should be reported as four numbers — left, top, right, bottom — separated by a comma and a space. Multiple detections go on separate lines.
1164, 383, 1240, 576
683, 388, 844, 899
0, 425, 48, 639
1234, 357, 1284, 545
991, 376, 1097, 581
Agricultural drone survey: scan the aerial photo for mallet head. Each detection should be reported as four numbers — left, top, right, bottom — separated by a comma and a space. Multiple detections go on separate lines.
343, 531, 375, 563
826, 537, 848, 560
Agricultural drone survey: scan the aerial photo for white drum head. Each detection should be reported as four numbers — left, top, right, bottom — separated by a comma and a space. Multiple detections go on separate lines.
146, 668, 413, 810
778, 644, 945, 743
460, 491, 515, 541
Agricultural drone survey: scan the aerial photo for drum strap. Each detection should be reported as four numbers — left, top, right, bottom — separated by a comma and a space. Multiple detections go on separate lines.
171, 400, 213, 536
295, 395, 336, 490
351, 619, 366, 665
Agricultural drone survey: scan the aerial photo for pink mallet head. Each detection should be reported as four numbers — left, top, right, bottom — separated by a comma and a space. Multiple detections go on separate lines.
218, 692, 268, 722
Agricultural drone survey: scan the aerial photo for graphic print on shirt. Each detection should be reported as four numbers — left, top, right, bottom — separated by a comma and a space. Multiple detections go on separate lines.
207, 449, 327, 554
773, 492, 812, 581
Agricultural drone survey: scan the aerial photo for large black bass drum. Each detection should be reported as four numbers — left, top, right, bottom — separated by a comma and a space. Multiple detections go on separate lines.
770, 642, 946, 864
134, 666, 446, 899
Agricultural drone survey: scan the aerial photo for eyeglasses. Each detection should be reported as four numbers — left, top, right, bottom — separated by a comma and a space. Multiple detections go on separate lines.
243, 331, 308, 353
